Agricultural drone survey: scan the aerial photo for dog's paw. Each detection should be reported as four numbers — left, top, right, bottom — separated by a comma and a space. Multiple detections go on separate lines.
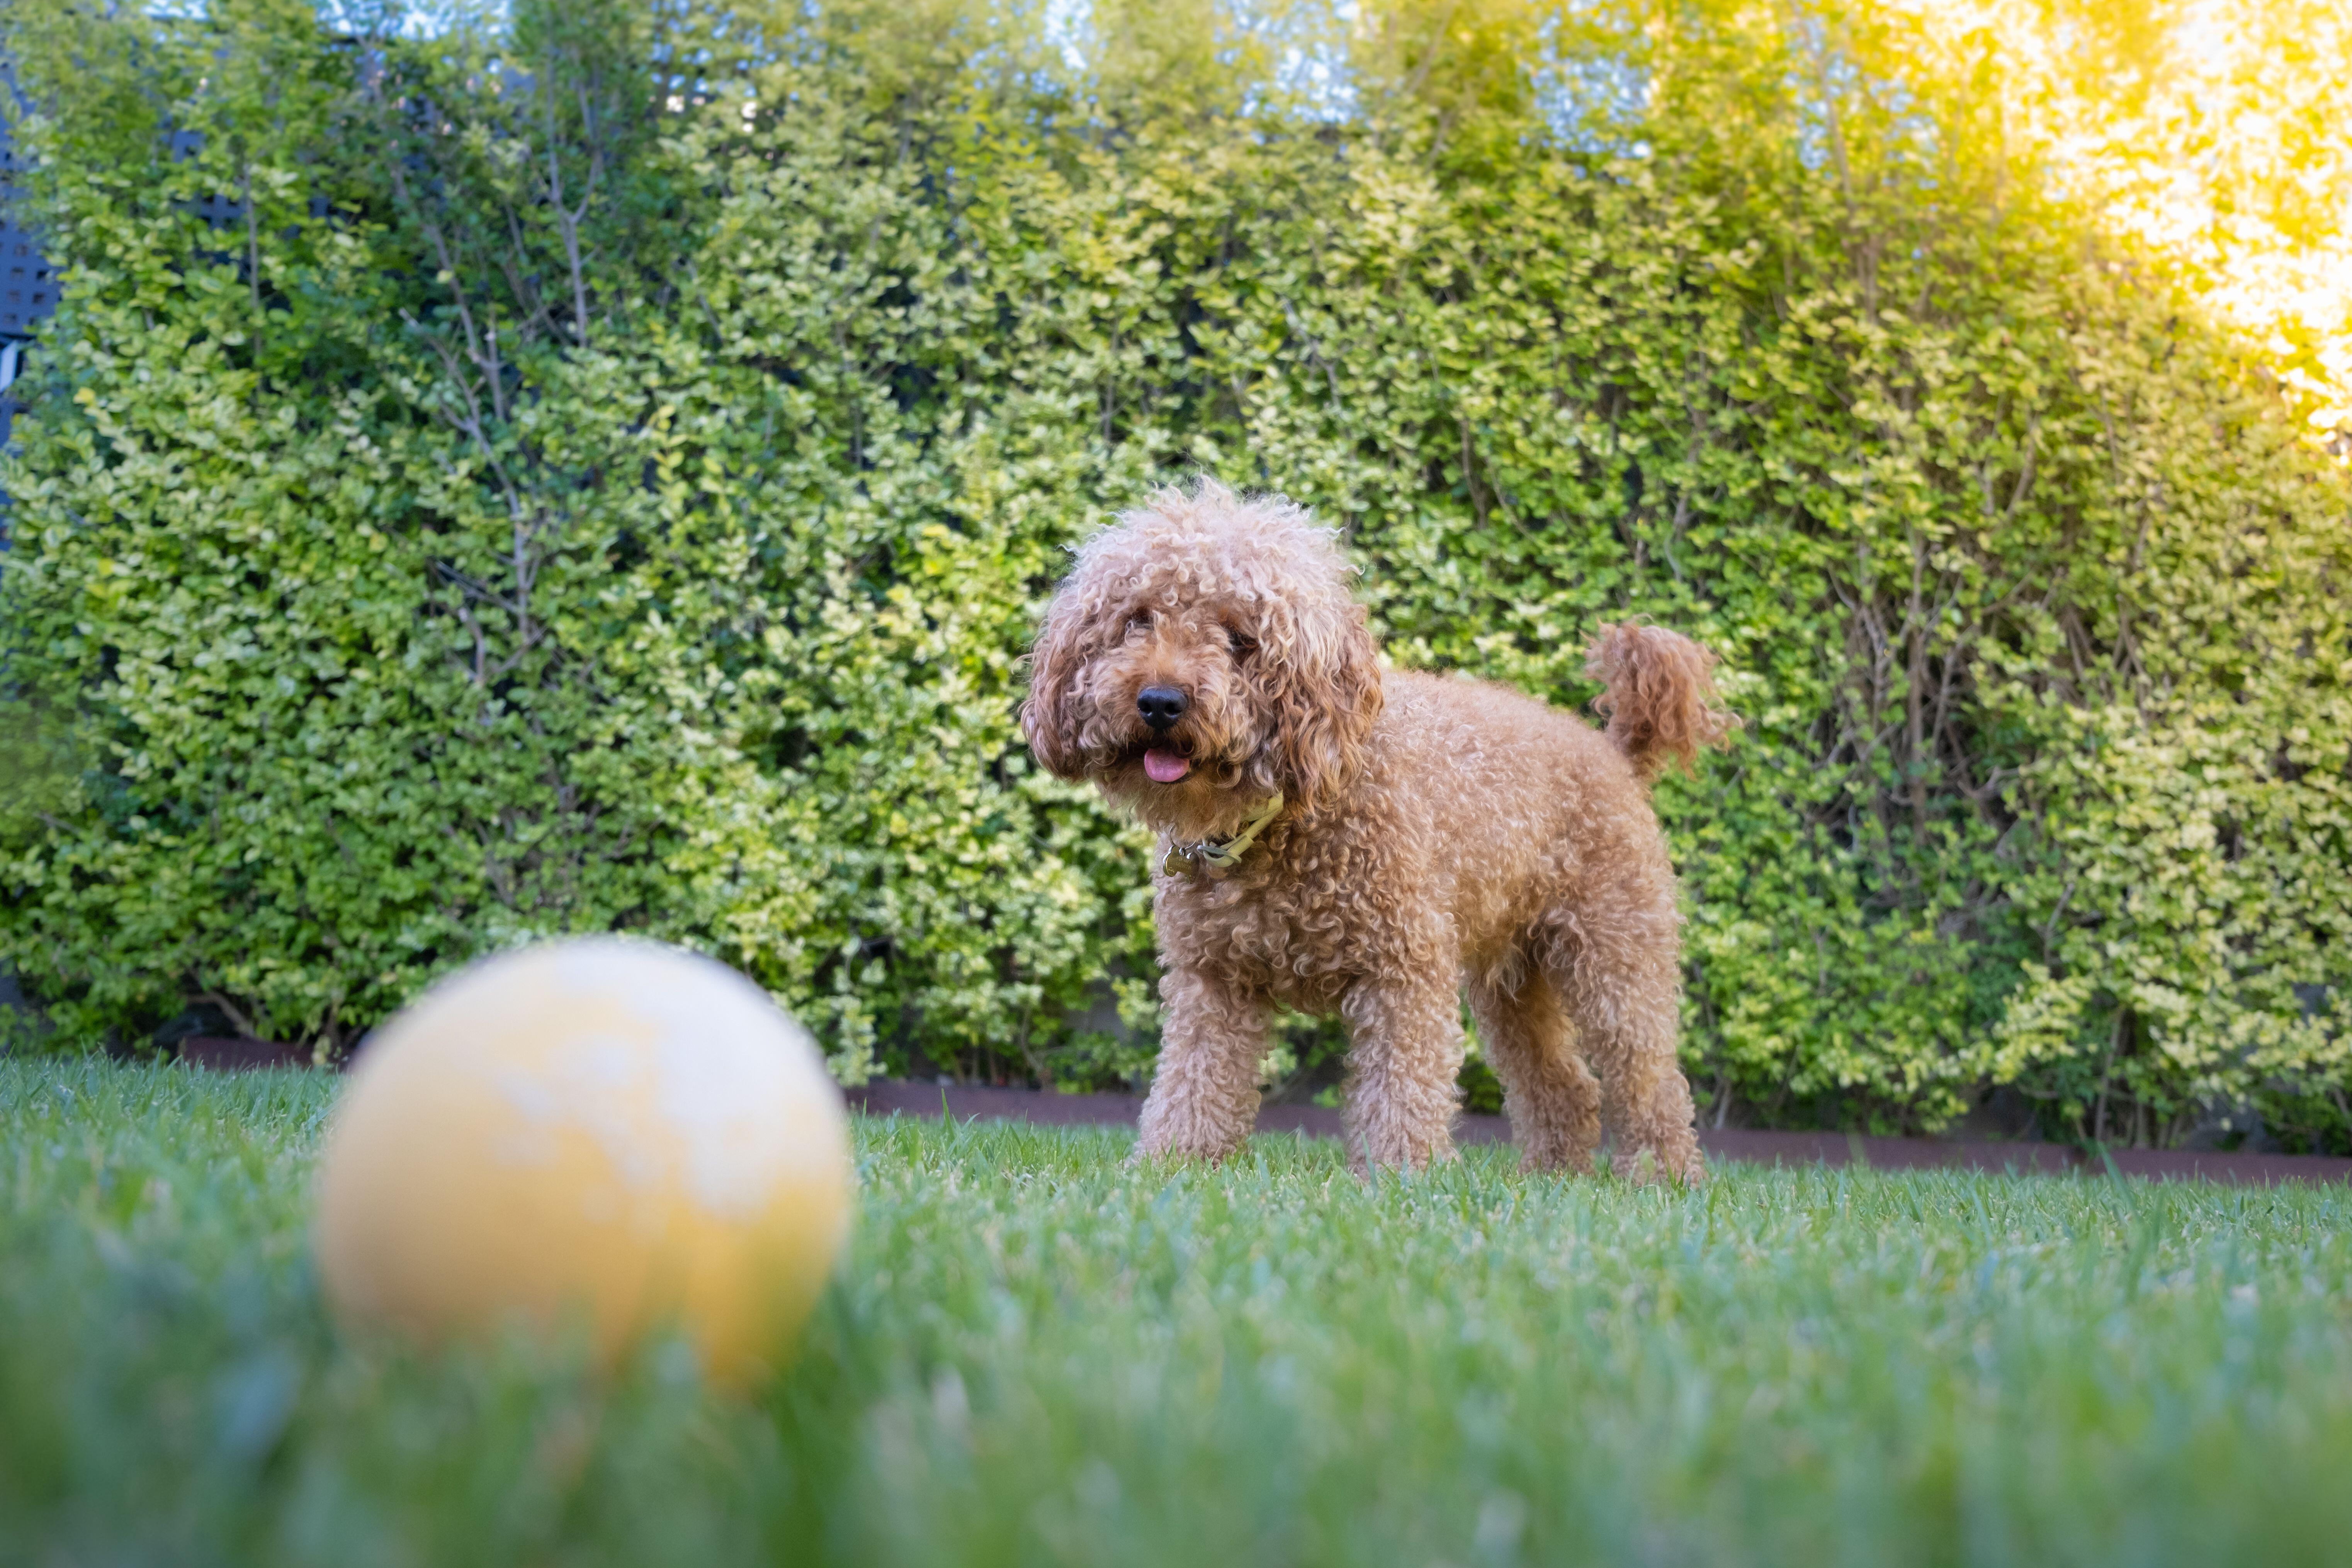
1127, 1138, 1239, 1170
1611, 1145, 1707, 1187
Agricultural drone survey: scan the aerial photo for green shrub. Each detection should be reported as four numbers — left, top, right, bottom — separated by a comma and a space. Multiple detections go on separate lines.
0, 0, 2344, 1148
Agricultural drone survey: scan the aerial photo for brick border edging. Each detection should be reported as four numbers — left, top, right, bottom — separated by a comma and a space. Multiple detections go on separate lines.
164, 1041, 2350, 1188
847, 1080, 2352, 1188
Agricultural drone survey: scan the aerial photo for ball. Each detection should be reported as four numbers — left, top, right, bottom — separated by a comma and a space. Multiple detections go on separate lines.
314, 939, 852, 1386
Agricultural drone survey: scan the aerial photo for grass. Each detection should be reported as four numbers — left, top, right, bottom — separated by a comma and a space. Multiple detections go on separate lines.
4, 1061, 2352, 1568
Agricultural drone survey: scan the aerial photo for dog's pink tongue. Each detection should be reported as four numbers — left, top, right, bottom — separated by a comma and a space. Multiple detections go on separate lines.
1143, 748, 1192, 783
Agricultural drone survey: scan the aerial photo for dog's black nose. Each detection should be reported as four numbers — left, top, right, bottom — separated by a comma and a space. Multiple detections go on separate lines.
1137, 686, 1189, 730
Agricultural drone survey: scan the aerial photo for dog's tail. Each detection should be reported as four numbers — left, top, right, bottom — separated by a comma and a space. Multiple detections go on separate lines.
1586, 622, 1740, 784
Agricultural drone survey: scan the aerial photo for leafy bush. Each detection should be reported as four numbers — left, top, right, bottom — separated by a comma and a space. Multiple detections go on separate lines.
0, 0, 2344, 1148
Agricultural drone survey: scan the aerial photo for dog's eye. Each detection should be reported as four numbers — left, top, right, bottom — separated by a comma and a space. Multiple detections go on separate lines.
1127, 610, 1153, 637
1226, 627, 1257, 658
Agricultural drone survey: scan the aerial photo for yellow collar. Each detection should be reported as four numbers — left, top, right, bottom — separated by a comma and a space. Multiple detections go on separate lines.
1162, 792, 1286, 879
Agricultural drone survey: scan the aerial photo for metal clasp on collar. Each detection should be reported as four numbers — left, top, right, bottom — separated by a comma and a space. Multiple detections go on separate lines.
1158, 791, 1285, 881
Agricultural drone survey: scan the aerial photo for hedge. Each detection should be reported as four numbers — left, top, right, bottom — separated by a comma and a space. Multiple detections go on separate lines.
0, 0, 2345, 1148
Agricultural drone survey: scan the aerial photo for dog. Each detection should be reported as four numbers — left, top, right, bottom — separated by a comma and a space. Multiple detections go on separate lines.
1022, 481, 1736, 1180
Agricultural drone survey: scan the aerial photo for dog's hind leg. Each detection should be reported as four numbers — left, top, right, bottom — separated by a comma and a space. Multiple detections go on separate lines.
1466, 970, 1601, 1174
1544, 893, 1706, 1186
1338, 966, 1466, 1174
1135, 965, 1270, 1163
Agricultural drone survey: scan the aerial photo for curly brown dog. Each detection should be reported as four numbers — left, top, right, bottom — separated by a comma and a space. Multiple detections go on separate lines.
1023, 481, 1736, 1181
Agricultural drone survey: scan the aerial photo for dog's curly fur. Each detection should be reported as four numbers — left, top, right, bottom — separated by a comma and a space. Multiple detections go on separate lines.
1024, 481, 1737, 1181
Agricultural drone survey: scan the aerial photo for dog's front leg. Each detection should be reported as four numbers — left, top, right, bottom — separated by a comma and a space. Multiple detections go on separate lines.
1135, 965, 1270, 1163
1338, 972, 1465, 1174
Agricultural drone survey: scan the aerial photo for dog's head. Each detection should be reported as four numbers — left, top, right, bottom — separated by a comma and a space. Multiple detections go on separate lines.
1022, 481, 1384, 840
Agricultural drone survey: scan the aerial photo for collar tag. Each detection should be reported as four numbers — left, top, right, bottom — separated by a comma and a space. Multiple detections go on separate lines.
1162, 791, 1286, 880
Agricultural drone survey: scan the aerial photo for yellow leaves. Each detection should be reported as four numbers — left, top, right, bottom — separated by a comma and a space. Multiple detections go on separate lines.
1902, 0, 2352, 454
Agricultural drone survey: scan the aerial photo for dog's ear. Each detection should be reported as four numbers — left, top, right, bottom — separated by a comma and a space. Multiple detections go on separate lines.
1021, 594, 1091, 779
1258, 590, 1383, 814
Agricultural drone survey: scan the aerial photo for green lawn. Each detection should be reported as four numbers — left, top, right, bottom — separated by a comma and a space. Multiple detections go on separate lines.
5, 1061, 2351, 1567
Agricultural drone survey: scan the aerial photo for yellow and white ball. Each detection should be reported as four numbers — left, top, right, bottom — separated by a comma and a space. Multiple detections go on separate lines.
314, 939, 851, 1386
